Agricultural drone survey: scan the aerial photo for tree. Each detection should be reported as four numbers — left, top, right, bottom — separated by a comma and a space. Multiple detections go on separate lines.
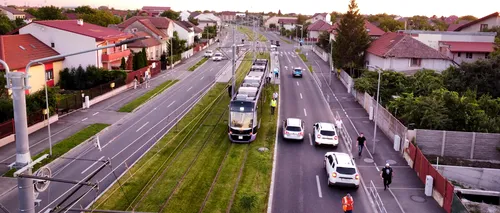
188, 17, 199, 25
367, 13, 404, 32
0, 14, 14, 34
330, 11, 342, 23
317, 32, 330, 51
74, 6, 95, 14
24, 8, 38, 18
407, 15, 434, 30
33, 6, 66, 20
269, 23, 277, 29
278, 10, 282, 16
331, 0, 370, 74
458, 15, 477, 22
171, 31, 187, 54
194, 35, 200, 43
160, 10, 180, 20
408, 69, 444, 96
79, 10, 121, 27
120, 57, 126, 70
202, 26, 217, 39
296, 14, 308, 25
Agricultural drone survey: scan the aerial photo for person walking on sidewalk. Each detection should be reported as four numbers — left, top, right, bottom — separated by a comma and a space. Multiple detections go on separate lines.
270, 98, 277, 115
342, 193, 354, 213
273, 91, 278, 101
335, 118, 343, 131
381, 163, 394, 190
267, 72, 272, 83
356, 133, 366, 157
273, 68, 279, 78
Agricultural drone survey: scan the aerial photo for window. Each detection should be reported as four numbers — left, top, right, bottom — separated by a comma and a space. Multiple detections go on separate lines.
327, 155, 334, 165
51, 42, 55, 48
336, 167, 356, 175
45, 69, 54, 80
466, 52, 473, 59
410, 58, 421, 67
320, 130, 336, 136
457, 52, 461, 57
480, 24, 488, 31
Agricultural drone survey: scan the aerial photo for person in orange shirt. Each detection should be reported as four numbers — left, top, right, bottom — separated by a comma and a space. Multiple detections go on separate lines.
342, 193, 354, 213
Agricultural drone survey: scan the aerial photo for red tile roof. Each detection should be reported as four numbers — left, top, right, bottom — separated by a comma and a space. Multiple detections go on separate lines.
142, 6, 171, 11
174, 20, 193, 33
138, 19, 169, 38
367, 32, 449, 59
307, 20, 331, 31
440, 41, 494, 53
454, 12, 499, 31
278, 19, 297, 24
312, 13, 328, 18
179, 21, 202, 33
127, 31, 161, 48
220, 11, 236, 15
118, 16, 172, 30
329, 20, 385, 37
29, 20, 132, 41
0, 6, 24, 15
0, 34, 62, 70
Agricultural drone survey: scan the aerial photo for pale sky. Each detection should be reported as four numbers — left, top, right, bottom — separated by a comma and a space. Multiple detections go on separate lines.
8, 0, 499, 18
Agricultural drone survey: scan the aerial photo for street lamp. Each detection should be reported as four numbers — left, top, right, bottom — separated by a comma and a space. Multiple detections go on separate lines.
11, 36, 148, 213
366, 65, 383, 154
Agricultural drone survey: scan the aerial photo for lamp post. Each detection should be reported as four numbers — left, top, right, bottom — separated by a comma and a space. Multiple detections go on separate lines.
367, 65, 382, 154
14, 36, 148, 213
38, 62, 53, 156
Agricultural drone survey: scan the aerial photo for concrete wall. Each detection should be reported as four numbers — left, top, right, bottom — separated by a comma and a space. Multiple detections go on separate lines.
413, 33, 495, 50
450, 52, 490, 64
434, 165, 500, 191
416, 129, 500, 161
312, 45, 329, 62
0, 115, 58, 148
264, 16, 297, 28
181, 48, 194, 59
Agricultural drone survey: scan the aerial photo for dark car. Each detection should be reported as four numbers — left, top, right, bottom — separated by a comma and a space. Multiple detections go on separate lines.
276, 41, 280, 46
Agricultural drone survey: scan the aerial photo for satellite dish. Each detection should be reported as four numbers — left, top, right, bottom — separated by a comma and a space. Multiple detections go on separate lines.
34, 167, 51, 192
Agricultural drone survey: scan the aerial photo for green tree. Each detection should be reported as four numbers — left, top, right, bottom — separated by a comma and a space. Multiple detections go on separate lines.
202, 26, 217, 39
74, 5, 95, 14
269, 23, 277, 29
160, 10, 180, 20
120, 57, 126, 70
407, 15, 434, 30
368, 14, 404, 32
331, 0, 370, 75
330, 11, 342, 23
188, 17, 199, 25
34, 6, 66, 20
171, 31, 187, 54
296, 14, 308, 25
458, 15, 477, 22
78, 10, 121, 27
24, 8, 38, 18
0, 14, 14, 34
408, 69, 444, 96
317, 31, 331, 51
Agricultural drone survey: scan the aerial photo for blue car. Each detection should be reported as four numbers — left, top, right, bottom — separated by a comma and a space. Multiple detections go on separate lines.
293, 67, 303, 77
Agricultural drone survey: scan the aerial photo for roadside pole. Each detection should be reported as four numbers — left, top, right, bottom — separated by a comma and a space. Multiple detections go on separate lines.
231, 22, 236, 97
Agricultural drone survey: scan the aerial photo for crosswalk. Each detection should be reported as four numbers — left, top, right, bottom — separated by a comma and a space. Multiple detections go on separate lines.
277, 51, 298, 57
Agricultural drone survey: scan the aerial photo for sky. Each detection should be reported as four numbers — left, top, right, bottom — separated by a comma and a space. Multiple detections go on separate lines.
8, 0, 500, 18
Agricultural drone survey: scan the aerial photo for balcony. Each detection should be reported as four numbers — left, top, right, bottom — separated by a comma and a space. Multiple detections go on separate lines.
102, 49, 131, 62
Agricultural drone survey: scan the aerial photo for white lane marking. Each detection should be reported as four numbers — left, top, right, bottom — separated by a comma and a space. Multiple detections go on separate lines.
92, 112, 99, 116
81, 118, 88, 122
296, 82, 299, 86
167, 101, 176, 108
315, 175, 323, 198
300, 93, 303, 99
81, 156, 104, 174
187, 86, 193, 92
375, 164, 380, 172
154, 107, 157, 110
136, 122, 149, 132
308, 133, 312, 146
303, 108, 307, 117
389, 188, 406, 213
200, 76, 204, 80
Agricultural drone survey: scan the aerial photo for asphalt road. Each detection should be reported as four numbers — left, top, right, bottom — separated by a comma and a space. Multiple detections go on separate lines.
0, 30, 244, 213
262, 31, 374, 213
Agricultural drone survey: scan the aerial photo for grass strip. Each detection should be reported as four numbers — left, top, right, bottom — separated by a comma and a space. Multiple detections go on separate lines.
258, 34, 268, 42
299, 53, 308, 62
308, 65, 313, 73
4, 123, 109, 177
238, 27, 255, 41
280, 37, 292, 44
295, 48, 301, 52
118, 80, 179, 112
229, 84, 279, 213
188, 57, 209, 71
93, 53, 255, 211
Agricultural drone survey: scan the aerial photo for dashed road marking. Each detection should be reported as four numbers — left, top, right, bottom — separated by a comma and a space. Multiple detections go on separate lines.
81, 118, 88, 122
300, 93, 303, 99
187, 86, 193, 92
136, 122, 149, 132
81, 156, 104, 174
304, 108, 307, 117
92, 112, 99, 116
316, 175, 323, 198
309, 133, 313, 146
167, 101, 176, 108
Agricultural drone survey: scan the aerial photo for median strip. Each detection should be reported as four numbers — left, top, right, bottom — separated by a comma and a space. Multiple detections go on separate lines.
118, 80, 179, 112
188, 57, 209, 71
3, 123, 109, 177
280, 37, 292, 44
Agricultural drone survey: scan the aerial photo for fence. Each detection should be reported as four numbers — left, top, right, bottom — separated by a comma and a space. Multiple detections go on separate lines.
415, 129, 500, 161
405, 142, 454, 212
0, 109, 45, 139
451, 194, 470, 213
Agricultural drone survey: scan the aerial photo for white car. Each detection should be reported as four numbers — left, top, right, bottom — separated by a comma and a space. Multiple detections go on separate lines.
282, 118, 304, 140
313, 122, 339, 146
324, 152, 360, 189
212, 53, 223, 61
204, 50, 214, 58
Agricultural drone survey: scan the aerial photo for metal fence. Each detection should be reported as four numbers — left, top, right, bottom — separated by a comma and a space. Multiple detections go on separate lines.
451, 193, 470, 213
369, 180, 388, 213
0, 109, 45, 138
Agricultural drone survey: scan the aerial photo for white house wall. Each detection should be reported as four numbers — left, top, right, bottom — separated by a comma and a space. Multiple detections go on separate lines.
309, 31, 320, 39
451, 52, 490, 64
459, 16, 500, 32
413, 33, 495, 50
264, 16, 297, 28
282, 24, 295, 31
366, 53, 452, 72
20, 23, 99, 69
173, 23, 194, 46
180, 11, 190, 21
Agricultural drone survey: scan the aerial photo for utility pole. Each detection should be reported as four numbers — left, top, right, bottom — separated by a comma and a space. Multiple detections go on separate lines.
231, 22, 236, 97
170, 37, 173, 70
329, 40, 333, 85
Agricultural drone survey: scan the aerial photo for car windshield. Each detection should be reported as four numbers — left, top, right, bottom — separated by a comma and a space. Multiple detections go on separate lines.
286, 126, 302, 132
295, 69, 302, 72
320, 130, 336, 136
336, 167, 356, 175
230, 112, 253, 129
215, 53, 222, 56
206, 51, 212, 53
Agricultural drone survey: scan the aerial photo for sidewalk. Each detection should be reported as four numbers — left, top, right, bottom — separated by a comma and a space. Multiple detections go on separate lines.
0, 47, 212, 176
306, 49, 445, 213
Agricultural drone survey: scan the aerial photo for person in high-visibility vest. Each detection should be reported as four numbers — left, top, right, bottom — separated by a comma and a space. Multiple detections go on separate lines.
342, 193, 354, 213
270, 98, 277, 115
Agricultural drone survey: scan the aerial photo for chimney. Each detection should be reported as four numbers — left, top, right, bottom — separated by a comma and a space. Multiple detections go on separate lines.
77, 19, 83, 26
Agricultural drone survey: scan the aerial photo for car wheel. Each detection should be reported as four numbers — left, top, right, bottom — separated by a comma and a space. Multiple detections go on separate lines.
327, 179, 332, 187
323, 160, 326, 168
354, 185, 359, 190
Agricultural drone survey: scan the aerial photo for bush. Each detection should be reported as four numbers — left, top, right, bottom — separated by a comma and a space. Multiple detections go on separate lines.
59, 65, 126, 90
166, 54, 182, 65
0, 87, 59, 123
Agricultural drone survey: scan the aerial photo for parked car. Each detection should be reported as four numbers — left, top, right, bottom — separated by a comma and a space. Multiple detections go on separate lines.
212, 52, 223, 61
324, 152, 360, 189
204, 50, 214, 58
282, 118, 304, 140
313, 122, 338, 146
293, 67, 303, 77
275, 40, 280, 46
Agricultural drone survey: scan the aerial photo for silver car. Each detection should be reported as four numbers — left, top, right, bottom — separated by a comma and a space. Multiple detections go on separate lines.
282, 118, 304, 140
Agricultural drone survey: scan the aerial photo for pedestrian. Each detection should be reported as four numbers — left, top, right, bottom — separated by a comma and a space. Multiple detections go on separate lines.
267, 72, 272, 83
381, 163, 394, 190
273, 91, 278, 101
356, 133, 366, 157
270, 98, 277, 115
228, 84, 233, 98
342, 193, 354, 213
133, 77, 138, 90
335, 118, 343, 131
274, 68, 279, 78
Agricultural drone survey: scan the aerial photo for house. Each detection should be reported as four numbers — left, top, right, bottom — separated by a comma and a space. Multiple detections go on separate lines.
189, 11, 201, 20
397, 30, 496, 50
19, 19, 132, 70
329, 20, 385, 41
180, 10, 191, 21
0, 6, 26, 20
447, 20, 471, 31
264, 16, 297, 29
307, 20, 331, 40
173, 20, 195, 46
453, 12, 500, 32
194, 13, 221, 29
307, 13, 329, 24
365, 32, 453, 73
117, 16, 174, 38
219, 11, 236, 22
141, 6, 171, 17
127, 31, 163, 60
438, 41, 494, 64
0, 34, 64, 94
179, 20, 203, 39
278, 19, 297, 31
